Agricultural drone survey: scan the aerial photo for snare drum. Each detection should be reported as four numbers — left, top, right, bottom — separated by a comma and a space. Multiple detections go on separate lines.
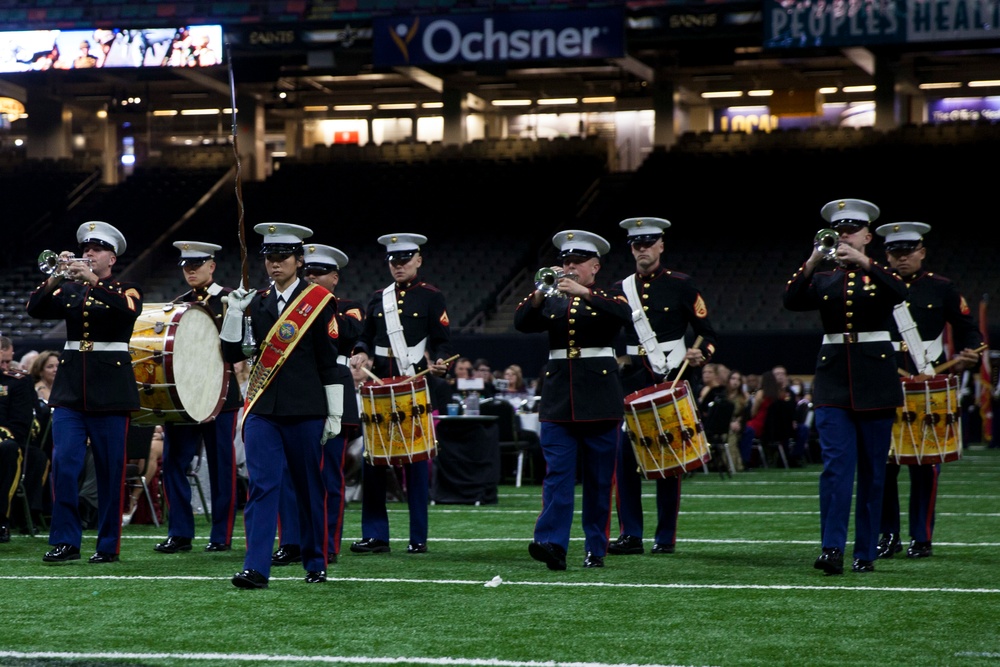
890, 374, 962, 465
129, 302, 228, 425
359, 376, 437, 465
623, 380, 710, 479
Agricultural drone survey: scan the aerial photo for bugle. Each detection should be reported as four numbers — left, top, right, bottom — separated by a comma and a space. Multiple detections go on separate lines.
38, 249, 93, 279
814, 228, 839, 261
534, 267, 576, 299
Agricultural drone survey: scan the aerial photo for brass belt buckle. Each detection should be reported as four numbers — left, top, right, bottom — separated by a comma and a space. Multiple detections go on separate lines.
568, 346, 581, 359
79, 340, 93, 352
638, 345, 647, 356
844, 332, 856, 344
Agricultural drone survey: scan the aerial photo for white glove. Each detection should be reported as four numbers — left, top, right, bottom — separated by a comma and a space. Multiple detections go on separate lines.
220, 287, 256, 343
321, 384, 344, 444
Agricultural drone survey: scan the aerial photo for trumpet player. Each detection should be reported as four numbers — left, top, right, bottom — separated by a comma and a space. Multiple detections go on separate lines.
515, 230, 631, 570
784, 199, 908, 575
873, 222, 983, 561
608, 217, 718, 558
27, 221, 143, 565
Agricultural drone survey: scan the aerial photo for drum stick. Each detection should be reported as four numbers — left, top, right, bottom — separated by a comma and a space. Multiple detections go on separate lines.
670, 336, 703, 391
933, 343, 988, 374
408, 354, 461, 381
361, 367, 384, 385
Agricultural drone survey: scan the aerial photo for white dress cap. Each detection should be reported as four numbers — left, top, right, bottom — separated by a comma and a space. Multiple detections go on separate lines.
619, 217, 671, 243
378, 233, 427, 261
254, 222, 313, 255
551, 229, 611, 258
172, 241, 222, 265
77, 221, 127, 255
874, 222, 931, 250
820, 198, 880, 226
304, 243, 349, 270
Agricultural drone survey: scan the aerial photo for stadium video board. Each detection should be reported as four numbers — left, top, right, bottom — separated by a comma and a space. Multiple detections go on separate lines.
0, 25, 224, 72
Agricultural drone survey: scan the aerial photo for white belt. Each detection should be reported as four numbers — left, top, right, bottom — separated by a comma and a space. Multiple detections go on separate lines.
549, 346, 614, 360
626, 336, 685, 357
822, 331, 891, 345
375, 339, 427, 363
337, 355, 349, 366
64, 341, 129, 353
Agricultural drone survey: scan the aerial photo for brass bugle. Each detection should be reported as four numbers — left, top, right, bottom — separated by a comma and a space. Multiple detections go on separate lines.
814, 228, 839, 260
38, 249, 93, 278
534, 267, 576, 298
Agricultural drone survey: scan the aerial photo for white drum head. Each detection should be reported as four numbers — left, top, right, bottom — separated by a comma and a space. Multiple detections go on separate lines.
171, 305, 225, 422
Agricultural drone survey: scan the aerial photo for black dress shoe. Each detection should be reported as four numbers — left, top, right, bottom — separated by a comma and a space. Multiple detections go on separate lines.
651, 543, 675, 555
88, 551, 119, 564
232, 569, 269, 589
852, 558, 875, 573
271, 544, 303, 565
305, 570, 327, 583
813, 547, 844, 575
876, 533, 902, 559
608, 534, 643, 555
406, 542, 427, 554
0, 525, 10, 543
907, 540, 933, 558
583, 552, 605, 568
204, 542, 231, 552
153, 536, 193, 554
43, 543, 81, 563
350, 537, 390, 554
528, 541, 567, 571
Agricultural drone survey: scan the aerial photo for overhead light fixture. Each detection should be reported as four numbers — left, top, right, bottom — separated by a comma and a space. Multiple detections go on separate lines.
701, 91, 743, 99
819, 86, 838, 94
968, 79, 1000, 87
919, 82, 962, 89
378, 103, 417, 110
422, 102, 443, 109
842, 85, 876, 93
537, 98, 578, 105
748, 90, 773, 97
152, 110, 178, 116
491, 99, 532, 107
582, 96, 615, 104
303, 105, 329, 112
180, 108, 220, 116
333, 104, 373, 111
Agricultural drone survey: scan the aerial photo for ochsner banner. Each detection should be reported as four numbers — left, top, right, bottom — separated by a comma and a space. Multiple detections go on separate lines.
373, 8, 625, 67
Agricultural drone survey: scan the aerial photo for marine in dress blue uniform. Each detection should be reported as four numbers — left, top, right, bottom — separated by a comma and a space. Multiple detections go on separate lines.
221, 223, 344, 588
27, 221, 142, 564
873, 222, 983, 560
515, 230, 632, 570
272, 243, 363, 566
609, 217, 718, 557
784, 199, 908, 575
349, 233, 452, 555
152, 241, 241, 555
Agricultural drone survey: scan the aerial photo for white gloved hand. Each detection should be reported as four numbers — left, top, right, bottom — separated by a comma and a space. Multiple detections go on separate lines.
225, 287, 256, 314
220, 288, 256, 343
321, 384, 344, 444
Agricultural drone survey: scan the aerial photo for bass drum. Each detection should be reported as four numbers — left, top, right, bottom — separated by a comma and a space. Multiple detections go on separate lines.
129, 302, 228, 425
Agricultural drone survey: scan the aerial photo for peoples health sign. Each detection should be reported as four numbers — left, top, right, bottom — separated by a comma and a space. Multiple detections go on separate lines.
372, 8, 625, 66
764, 0, 1000, 48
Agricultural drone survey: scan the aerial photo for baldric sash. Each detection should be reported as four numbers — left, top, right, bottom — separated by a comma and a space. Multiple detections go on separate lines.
624, 275, 670, 376
382, 282, 416, 377
244, 283, 333, 414
892, 302, 935, 375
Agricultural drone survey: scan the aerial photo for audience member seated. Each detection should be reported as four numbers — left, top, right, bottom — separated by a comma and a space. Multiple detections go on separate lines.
0, 337, 40, 541
499, 364, 533, 410
737, 369, 788, 468
473, 358, 497, 398
696, 363, 727, 416
122, 425, 164, 526
724, 369, 750, 471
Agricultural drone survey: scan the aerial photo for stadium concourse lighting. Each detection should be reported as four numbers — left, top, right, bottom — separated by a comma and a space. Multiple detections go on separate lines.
842, 85, 876, 93
919, 82, 962, 89
378, 103, 417, 110
421, 102, 443, 108
968, 79, 1000, 87
748, 90, 773, 97
819, 87, 838, 94
492, 99, 532, 106
537, 98, 578, 105
582, 96, 615, 103
701, 91, 743, 99
334, 104, 373, 111
180, 108, 221, 115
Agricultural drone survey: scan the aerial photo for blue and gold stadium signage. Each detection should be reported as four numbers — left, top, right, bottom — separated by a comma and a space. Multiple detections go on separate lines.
373, 8, 625, 67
